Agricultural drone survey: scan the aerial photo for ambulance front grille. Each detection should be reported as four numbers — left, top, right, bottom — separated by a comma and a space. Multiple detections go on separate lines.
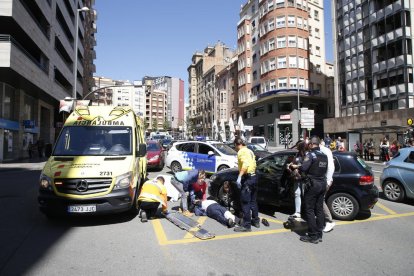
55, 178, 112, 195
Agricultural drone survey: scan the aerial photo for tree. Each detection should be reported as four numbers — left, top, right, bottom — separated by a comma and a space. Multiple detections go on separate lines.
152, 118, 158, 131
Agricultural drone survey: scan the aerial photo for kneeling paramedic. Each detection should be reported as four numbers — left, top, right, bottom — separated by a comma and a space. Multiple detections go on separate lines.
290, 136, 328, 243
138, 176, 168, 222
234, 137, 259, 232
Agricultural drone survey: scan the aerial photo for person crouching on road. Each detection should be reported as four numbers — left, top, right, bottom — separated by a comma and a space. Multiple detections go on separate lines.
290, 136, 328, 244
194, 198, 238, 228
170, 169, 206, 217
138, 176, 168, 223
189, 175, 208, 211
233, 137, 259, 232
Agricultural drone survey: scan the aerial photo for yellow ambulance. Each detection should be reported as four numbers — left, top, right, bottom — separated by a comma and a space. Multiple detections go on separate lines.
38, 105, 147, 217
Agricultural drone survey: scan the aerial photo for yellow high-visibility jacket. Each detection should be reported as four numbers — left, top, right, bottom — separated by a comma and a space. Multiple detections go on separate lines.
138, 179, 167, 212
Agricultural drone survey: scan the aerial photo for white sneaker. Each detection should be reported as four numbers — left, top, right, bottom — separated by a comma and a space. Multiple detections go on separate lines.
291, 212, 301, 219
323, 222, 335, 232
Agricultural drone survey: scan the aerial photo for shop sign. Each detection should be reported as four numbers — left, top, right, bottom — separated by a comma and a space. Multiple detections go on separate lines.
280, 114, 291, 120
408, 118, 413, 126
23, 120, 35, 128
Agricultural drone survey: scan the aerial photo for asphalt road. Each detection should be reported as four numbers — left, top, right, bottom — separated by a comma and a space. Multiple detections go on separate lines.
1, 160, 414, 275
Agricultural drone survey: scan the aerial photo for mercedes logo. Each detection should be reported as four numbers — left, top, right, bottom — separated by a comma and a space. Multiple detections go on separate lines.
76, 180, 88, 192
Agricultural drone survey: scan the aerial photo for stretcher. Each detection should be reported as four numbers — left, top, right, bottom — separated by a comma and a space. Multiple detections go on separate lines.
165, 212, 215, 240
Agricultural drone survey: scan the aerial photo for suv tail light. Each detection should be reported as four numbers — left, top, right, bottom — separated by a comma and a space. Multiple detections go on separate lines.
359, 175, 374, 185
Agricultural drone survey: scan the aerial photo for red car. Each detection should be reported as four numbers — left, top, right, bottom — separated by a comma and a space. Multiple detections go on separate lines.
146, 140, 165, 170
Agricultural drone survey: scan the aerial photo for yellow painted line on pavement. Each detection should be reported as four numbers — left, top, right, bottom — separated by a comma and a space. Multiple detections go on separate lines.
264, 218, 284, 224
164, 228, 291, 245
152, 219, 168, 246
183, 217, 207, 239
152, 211, 414, 246
376, 202, 397, 215
371, 212, 386, 216
336, 211, 414, 226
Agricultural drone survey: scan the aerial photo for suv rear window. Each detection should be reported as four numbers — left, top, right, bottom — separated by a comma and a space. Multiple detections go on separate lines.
356, 156, 369, 169
176, 143, 195, 153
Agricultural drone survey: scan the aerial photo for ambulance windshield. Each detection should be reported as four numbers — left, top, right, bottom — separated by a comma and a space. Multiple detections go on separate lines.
53, 126, 133, 156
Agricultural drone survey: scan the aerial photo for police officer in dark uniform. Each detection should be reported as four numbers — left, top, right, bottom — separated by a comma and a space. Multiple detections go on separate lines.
290, 136, 328, 244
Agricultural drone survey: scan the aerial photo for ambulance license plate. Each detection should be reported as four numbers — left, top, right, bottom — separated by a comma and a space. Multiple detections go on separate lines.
68, 205, 96, 213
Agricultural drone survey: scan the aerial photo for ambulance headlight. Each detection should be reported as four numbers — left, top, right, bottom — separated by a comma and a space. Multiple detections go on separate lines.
39, 174, 52, 190
114, 172, 132, 190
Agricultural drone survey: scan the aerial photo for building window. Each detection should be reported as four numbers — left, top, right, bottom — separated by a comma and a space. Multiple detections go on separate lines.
277, 56, 287, 68
314, 10, 319, 20
254, 106, 265, 117
277, 36, 286, 48
268, 104, 273, 113
278, 101, 292, 112
288, 15, 295, 27
288, 36, 297, 47
289, 56, 297, 68
290, 77, 297, 88
276, 16, 286, 28
278, 77, 287, 88
315, 46, 320, 56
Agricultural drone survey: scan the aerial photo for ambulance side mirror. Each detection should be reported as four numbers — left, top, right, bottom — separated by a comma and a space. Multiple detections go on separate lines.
137, 143, 147, 157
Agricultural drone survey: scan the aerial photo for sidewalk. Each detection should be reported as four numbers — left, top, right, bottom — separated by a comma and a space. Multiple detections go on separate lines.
0, 157, 47, 172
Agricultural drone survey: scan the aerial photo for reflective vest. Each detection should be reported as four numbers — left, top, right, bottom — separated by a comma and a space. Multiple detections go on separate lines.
138, 179, 167, 211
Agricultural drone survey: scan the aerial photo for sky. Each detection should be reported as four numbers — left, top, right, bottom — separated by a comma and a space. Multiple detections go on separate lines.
94, 0, 333, 88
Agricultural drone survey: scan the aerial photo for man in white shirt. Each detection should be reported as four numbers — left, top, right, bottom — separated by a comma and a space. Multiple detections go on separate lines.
319, 140, 336, 232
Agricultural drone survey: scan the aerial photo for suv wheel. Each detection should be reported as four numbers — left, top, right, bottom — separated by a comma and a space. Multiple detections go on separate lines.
217, 165, 229, 172
382, 180, 405, 202
170, 161, 182, 173
327, 193, 359, 221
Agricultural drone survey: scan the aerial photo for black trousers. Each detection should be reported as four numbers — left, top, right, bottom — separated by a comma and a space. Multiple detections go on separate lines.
240, 174, 259, 229
206, 203, 228, 226
139, 201, 160, 218
303, 180, 326, 239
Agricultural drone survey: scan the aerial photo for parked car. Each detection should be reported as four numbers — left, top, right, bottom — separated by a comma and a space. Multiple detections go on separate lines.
380, 147, 414, 202
146, 140, 165, 170
226, 142, 272, 161
209, 150, 379, 221
165, 141, 238, 174
160, 138, 172, 149
248, 136, 268, 149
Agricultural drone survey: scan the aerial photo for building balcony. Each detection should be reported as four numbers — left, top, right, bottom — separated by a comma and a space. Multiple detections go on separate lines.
380, 87, 387, 97
373, 88, 380, 98
385, 3, 393, 16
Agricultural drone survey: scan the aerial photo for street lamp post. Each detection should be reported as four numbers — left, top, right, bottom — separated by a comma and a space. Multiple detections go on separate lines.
73, 6, 90, 102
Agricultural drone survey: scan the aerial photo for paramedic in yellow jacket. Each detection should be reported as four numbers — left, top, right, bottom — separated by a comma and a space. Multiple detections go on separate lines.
138, 176, 167, 222
233, 137, 259, 232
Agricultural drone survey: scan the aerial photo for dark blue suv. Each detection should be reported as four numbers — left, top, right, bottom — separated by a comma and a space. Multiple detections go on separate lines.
209, 150, 379, 221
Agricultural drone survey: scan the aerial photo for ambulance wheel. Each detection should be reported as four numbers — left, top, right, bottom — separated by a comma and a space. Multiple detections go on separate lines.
128, 184, 141, 215
171, 161, 182, 173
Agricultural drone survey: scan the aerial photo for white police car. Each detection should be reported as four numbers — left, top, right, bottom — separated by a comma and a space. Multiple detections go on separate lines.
165, 141, 238, 173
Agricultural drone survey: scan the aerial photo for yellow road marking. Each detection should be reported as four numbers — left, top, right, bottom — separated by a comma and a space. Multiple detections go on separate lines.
151, 219, 168, 246
183, 216, 208, 239
152, 210, 414, 246
375, 202, 397, 215
336, 211, 414, 226
264, 218, 284, 224
371, 212, 386, 216
164, 228, 291, 245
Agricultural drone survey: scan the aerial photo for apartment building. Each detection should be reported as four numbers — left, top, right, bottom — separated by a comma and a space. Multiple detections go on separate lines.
188, 42, 235, 137
0, 0, 96, 162
324, 0, 414, 149
143, 76, 184, 132
238, 0, 329, 145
